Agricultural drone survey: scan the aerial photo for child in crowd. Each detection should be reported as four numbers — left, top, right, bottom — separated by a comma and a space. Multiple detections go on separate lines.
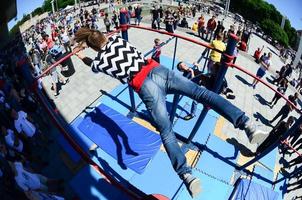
151, 38, 161, 63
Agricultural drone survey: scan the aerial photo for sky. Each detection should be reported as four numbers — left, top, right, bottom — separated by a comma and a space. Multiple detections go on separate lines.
7, 0, 302, 30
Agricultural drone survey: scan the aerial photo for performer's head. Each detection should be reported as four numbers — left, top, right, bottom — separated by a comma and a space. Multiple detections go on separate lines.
74, 28, 107, 51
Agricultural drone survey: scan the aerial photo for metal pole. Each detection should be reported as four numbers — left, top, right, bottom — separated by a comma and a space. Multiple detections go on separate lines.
240, 115, 302, 171
169, 37, 179, 122
171, 37, 178, 70
187, 34, 238, 142
170, 94, 180, 122
120, 8, 135, 112
51, 0, 55, 14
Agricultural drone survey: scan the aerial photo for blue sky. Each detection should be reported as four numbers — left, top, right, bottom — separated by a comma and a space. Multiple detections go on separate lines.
265, 0, 302, 30
7, 0, 302, 30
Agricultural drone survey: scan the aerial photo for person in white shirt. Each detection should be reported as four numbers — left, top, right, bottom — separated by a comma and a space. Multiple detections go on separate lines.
60, 29, 72, 53
3, 128, 23, 153
11, 109, 36, 138
251, 52, 272, 89
9, 161, 64, 195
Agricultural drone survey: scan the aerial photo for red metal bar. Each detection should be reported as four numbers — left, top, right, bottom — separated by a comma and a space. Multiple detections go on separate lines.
33, 88, 142, 200
228, 62, 302, 114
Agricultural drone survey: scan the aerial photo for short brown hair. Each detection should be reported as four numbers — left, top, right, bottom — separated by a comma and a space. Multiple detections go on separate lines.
74, 28, 107, 51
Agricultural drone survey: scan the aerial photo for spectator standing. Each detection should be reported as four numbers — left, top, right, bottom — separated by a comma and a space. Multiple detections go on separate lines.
164, 10, 175, 33
269, 78, 288, 108
251, 52, 272, 89
206, 15, 217, 41
197, 15, 205, 39
29, 48, 42, 76
60, 29, 72, 53
112, 10, 119, 30
104, 13, 111, 33
151, 38, 161, 63
134, 5, 142, 26
270, 94, 298, 126
213, 21, 224, 40
206, 33, 226, 73
151, 6, 160, 29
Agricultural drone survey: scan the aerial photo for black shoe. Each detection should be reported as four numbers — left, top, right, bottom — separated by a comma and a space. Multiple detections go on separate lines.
184, 114, 194, 121
226, 94, 235, 99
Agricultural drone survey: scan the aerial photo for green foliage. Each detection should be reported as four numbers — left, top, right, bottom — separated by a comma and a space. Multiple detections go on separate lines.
230, 0, 297, 48
260, 19, 289, 47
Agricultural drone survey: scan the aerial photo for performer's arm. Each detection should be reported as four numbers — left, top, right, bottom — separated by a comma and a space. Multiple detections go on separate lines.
75, 50, 93, 66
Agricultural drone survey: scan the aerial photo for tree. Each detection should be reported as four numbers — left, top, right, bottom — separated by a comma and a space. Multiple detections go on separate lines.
260, 19, 289, 47
229, 0, 297, 48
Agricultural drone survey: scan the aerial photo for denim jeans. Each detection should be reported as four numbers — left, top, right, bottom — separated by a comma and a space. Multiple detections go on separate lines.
137, 65, 249, 176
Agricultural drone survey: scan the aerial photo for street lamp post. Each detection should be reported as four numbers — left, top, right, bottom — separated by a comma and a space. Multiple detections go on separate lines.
51, 0, 55, 14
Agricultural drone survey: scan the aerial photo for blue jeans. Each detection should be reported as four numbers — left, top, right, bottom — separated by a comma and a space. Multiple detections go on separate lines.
137, 65, 249, 176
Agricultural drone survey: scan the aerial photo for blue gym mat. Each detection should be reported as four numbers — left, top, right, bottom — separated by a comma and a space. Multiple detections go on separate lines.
77, 104, 162, 174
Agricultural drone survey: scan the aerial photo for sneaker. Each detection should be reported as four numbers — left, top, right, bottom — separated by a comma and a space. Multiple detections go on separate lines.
181, 173, 201, 198
245, 120, 269, 144
184, 114, 194, 121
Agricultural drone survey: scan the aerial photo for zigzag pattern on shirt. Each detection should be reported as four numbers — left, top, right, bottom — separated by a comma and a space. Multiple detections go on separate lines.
92, 36, 145, 83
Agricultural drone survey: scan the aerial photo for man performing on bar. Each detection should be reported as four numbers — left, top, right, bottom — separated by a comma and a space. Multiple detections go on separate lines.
73, 28, 268, 198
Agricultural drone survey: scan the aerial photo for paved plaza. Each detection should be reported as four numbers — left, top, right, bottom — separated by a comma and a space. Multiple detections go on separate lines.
38, 2, 301, 199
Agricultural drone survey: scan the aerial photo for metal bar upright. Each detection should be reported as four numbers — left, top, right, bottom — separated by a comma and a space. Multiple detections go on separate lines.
120, 8, 135, 112
169, 37, 179, 121
239, 115, 302, 171
171, 37, 178, 70
187, 34, 238, 142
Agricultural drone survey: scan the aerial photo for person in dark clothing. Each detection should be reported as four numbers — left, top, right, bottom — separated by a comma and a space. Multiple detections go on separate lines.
134, 5, 142, 26
270, 94, 298, 125
151, 6, 160, 29
256, 116, 294, 155
213, 21, 224, 40
269, 78, 288, 108
272, 64, 289, 85
179, 18, 189, 28
112, 10, 119, 30
164, 10, 175, 33
177, 62, 235, 120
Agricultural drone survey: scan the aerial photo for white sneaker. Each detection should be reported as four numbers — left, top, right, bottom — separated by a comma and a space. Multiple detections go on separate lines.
245, 120, 269, 144
181, 173, 201, 198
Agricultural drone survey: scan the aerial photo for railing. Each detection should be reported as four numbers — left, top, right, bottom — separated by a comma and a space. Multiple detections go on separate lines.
33, 12, 301, 199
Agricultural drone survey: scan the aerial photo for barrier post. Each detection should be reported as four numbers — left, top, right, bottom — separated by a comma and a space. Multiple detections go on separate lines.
120, 8, 135, 112
239, 115, 302, 171
170, 37, 180, 122
171, 37, 178, 70
187, 34, 238, 142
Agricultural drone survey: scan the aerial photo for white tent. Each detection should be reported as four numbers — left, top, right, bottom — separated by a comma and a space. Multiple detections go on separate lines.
64, 5, 74, 10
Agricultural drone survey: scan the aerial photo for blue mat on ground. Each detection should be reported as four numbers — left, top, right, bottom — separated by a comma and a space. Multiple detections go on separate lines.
70, 166, 131, 200
77, 104, 162, 174
229, 178, 278, 200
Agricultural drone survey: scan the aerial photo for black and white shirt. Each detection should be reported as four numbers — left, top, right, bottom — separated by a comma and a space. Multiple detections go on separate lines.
90, 35, 146, 83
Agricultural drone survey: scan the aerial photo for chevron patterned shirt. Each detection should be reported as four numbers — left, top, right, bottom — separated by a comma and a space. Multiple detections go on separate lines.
91, 35, 146, 84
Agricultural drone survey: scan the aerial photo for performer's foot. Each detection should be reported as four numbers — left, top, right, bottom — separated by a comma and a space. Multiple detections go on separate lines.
181, 173, 201, 198
245, 121, 269, 144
